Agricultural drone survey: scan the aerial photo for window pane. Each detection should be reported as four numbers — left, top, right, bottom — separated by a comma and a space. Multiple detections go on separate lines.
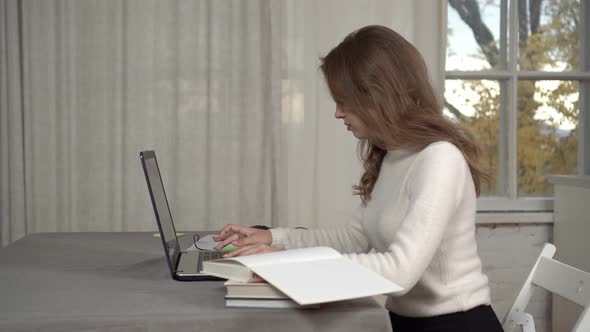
518, 0, 580, 71
444, 79, 504, 196
447, 0, 502, 71
517, 80, 578, 196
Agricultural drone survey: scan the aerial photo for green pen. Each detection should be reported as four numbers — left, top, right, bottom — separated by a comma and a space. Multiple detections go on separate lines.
219, 246, 238, 252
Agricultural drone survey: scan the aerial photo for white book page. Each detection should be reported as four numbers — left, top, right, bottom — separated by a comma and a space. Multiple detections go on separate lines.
249, 257, 403, 305
227, 246, 342, 268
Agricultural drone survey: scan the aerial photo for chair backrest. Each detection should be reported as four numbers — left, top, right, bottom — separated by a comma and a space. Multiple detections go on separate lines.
502, 243, 590, 332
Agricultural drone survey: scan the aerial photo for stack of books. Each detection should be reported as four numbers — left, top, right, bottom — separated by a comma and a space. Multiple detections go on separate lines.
224, 279, 314, 308
204, 246, 404, 309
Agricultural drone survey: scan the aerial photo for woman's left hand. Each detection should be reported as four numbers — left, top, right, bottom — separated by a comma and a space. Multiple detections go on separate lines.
223, 243, 283, 258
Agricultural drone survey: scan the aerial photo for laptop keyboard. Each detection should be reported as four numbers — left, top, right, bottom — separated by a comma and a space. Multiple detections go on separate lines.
195, 250, 223, 273
201, 250, 223, 261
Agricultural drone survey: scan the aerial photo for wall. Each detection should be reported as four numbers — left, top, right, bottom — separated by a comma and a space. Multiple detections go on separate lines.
477, 223, 552, 332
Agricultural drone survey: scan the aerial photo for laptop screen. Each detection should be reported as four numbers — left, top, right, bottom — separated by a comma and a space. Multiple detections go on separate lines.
140, 150, 180, 276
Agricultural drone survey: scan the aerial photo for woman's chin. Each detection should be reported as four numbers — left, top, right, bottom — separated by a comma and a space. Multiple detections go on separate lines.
352, 131, 366, 139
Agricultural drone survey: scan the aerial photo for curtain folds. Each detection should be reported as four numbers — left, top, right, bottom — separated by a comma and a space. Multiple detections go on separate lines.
1, 0, 27, 246
0, 0, 446, 247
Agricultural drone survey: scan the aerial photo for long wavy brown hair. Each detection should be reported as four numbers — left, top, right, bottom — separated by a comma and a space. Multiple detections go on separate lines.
320, 25, 488, 206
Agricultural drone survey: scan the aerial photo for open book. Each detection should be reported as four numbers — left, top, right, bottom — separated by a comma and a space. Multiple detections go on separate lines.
203, 246, 403, 305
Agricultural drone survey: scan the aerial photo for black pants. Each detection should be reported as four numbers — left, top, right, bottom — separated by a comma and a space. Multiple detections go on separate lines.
389, 305, 504, 332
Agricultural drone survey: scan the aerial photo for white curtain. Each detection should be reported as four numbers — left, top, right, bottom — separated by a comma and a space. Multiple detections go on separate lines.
0, 0, 446, 247
281, 0, 448, 229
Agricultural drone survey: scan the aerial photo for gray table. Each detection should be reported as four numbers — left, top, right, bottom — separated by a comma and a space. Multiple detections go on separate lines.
0, 232, 392, 331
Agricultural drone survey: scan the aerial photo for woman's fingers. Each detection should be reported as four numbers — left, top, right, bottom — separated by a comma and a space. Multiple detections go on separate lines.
213, 233, 239, 251
223, 244, 282, 258
238, 245, 276, 257
214, 225, 236, 241
233, 234, 262, 247
233, 245, 265, 257
215, 224, 252, 241
233, 229, 272, 247
222, 244, 255, 258
214, 225, 271, 251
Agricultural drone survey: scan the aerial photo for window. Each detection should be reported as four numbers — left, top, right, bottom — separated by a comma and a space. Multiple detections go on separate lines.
445, 0, 589, 211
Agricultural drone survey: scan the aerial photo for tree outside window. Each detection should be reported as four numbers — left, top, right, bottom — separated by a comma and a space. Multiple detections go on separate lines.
445, 0, 587, 209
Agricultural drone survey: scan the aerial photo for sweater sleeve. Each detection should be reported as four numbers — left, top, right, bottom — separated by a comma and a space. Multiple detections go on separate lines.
269, 206, 370, 254
343, 143, 468, 295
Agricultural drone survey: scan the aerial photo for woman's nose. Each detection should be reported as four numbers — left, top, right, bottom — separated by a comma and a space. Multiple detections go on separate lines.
335, 107, 345, 119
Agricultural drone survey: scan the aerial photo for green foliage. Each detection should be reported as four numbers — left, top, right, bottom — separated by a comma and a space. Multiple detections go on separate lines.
458, 81, 501, 195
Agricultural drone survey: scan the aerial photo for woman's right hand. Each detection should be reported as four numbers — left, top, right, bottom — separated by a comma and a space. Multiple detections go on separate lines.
213, 224, 272, 251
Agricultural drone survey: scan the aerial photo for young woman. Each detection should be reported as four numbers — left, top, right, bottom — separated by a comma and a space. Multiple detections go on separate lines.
214, 25, 503, 332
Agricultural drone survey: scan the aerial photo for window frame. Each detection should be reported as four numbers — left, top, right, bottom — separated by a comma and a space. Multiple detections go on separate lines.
446, 0, 590, 212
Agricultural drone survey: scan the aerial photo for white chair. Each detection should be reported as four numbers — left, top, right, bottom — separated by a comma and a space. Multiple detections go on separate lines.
502, 243, 590, 332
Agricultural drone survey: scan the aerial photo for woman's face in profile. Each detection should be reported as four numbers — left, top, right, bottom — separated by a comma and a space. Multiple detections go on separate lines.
334, 104, 369, 139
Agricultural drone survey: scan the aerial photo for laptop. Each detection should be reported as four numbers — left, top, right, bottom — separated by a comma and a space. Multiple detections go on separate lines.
140, 150, 223, 281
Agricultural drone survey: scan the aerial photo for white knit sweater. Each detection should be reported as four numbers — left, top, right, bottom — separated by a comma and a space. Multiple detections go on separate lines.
270, 141, 491, 317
